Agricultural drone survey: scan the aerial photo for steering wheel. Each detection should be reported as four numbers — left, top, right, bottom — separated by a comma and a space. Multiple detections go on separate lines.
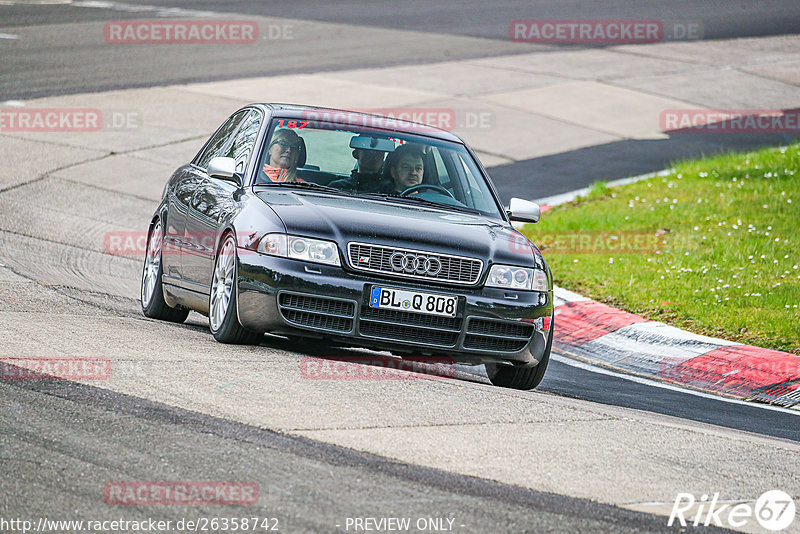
400, 184, 455, 198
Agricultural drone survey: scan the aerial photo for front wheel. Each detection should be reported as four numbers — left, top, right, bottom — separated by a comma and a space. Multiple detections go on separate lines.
487, 319, 553, 390
141, 219, 189, 323
209, 234, 262, 345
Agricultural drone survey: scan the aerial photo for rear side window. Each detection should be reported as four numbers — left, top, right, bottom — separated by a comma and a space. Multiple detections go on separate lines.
195, 110, 249, 169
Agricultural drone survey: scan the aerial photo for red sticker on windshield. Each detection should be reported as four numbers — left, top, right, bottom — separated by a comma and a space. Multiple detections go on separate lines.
276, 120, 309, 129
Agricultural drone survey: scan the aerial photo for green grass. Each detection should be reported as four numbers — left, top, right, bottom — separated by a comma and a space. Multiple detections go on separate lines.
521, 143, 800, 354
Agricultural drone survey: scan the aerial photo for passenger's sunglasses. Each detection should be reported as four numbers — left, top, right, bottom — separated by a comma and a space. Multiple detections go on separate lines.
271, 140, 302, 151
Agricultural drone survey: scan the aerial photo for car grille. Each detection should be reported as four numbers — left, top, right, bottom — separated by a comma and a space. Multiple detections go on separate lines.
359, 306, 462, 347
278, 292, 355, 333
278, 293, 534, 354
348, 242, 483, 285
463, 318, 533, 352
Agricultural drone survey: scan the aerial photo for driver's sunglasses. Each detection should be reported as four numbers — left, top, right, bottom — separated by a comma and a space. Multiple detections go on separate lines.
271, 140, 302, 151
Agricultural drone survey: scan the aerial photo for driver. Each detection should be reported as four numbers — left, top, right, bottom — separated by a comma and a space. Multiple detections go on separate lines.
329, 146, 387, 193
382, 143, 425, 195
262, 128, 304, 182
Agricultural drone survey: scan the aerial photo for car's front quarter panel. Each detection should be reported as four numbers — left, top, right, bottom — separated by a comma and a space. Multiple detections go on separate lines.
228, 190, 287, 251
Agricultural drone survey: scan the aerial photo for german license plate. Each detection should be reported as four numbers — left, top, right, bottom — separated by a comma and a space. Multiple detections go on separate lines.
369, 286, 457, 318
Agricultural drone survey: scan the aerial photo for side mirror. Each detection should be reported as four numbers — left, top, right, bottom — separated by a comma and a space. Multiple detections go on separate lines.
207, 157, 242, 186
507, 198, 541, 223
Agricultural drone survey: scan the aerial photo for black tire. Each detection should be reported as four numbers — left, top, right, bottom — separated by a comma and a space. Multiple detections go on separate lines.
208, 233, 263, 345
141, 218, 189, 323
487, 318, 553, 390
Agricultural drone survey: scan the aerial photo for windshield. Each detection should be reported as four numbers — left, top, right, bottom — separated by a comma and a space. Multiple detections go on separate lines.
254, 118, 504, 218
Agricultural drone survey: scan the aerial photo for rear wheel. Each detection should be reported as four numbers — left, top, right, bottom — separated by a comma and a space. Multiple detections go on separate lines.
141, 219, 189, 323
487, 319, 553, 390
209, 234, 263, 345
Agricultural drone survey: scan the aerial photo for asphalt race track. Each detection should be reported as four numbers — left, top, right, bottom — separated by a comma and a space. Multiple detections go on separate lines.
1, 2, 799, 533
4, 0, 800, 99
3, 1, 800, 196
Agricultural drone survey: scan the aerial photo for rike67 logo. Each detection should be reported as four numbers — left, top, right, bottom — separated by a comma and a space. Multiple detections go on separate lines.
669, 490, 796, 531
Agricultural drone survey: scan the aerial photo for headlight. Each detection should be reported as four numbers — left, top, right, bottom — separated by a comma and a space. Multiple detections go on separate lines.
486, 264, 548, 291
257, 233, 340, 266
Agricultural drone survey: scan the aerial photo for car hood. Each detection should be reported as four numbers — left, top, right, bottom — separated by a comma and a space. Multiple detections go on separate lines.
255, 189, 545, 269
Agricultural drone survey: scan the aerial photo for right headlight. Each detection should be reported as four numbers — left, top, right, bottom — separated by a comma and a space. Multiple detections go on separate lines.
486, 264, 548, 291
256, 233, 341, 266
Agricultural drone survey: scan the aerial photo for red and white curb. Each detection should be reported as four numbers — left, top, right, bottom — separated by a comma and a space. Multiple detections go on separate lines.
523, 167, 799, 408
553, 287, 800, 409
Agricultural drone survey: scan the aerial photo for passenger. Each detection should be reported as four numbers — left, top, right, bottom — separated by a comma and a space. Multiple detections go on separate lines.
382, 143, 425, 194
262, 129, 304, 182
329, 146, 387, 193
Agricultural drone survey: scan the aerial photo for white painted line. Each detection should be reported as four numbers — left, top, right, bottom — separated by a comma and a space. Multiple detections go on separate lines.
553, 286, 590, 305
534, 168, 676, 207
617, 320, 740, 347
551, 352, 800, 416
73, 0, 220, 18
0, 1, 71, 4
0, 33, 20, 40
569, 321, 741, 377
630, 498, 755, 506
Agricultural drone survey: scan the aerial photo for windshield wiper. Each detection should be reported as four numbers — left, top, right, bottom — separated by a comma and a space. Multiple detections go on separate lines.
376, 194, 482, 214
259, 181, 347, 194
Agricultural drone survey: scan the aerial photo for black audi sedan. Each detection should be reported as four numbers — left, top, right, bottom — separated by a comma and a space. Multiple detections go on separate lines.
141, 104, 553, 389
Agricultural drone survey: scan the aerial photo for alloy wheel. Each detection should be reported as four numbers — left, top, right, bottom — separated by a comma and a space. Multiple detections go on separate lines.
141, 220, 163, 308
210, 237, 236, 332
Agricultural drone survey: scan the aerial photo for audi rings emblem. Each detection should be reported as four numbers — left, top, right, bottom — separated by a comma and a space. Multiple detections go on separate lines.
390, 252, 442, 276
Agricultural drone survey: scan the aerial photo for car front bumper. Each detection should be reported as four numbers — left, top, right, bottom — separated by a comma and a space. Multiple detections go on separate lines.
236, 250, 553, 367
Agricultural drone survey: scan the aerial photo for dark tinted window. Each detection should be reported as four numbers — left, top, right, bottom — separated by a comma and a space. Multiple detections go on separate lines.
225, 110, 262, 174
195, 110, 249, 169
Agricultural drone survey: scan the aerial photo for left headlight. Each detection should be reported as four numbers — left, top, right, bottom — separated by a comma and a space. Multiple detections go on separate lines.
486, 264, 548, 291
257, 233, 341, 266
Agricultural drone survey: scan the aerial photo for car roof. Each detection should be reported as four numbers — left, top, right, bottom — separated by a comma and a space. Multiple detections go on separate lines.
250, 103, 465, 144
